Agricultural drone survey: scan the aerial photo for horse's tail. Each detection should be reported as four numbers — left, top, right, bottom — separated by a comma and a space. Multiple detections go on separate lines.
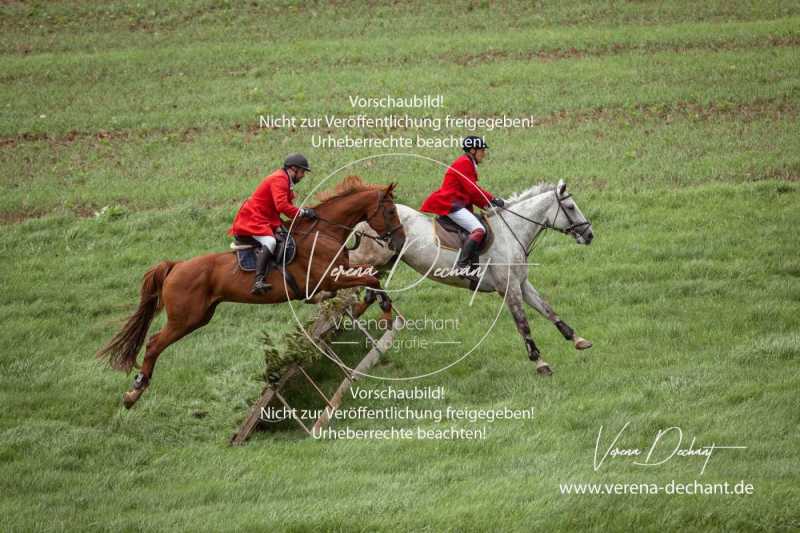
96, 260, 178, 373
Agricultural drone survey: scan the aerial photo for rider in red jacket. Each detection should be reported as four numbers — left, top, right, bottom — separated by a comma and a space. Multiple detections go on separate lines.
421, 136, 504, 272
229, 153, 317, 294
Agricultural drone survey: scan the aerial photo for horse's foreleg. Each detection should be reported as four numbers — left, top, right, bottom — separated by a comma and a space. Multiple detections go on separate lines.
503, 287, 552, 376
352, 288, 377, 318
346, 264, 382, 318
522, 280, 592, 351
331, 274, 392, 325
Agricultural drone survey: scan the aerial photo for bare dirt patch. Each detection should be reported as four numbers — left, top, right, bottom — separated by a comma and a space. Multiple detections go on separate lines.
0, 99, 795, 150
450, 35, 800, 66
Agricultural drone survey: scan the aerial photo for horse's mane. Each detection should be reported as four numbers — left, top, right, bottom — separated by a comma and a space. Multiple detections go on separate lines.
314, 175, 388, 206
505, 182, 556, 206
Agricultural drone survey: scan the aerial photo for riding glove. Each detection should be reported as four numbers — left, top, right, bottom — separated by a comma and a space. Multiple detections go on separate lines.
300, 207, 318, 219
490, 197, 505, 208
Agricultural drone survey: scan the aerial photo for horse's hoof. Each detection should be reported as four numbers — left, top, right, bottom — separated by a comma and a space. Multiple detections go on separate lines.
536, 364, 553, 376
574, 337, 593, 350
122, 389, 142, 409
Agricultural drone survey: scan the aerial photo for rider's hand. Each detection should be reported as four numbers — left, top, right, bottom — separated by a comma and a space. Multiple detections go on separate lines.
300, 207, 318, 220
490, 197, 505, 208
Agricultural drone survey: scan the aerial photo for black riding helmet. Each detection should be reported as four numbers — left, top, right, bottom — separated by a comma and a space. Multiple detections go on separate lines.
283, 153, 311, 172
462, 135, 488, 152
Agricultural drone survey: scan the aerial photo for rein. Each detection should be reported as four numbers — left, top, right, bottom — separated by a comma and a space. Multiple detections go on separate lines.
492, 190, 591, 256
295, 191, 402, 248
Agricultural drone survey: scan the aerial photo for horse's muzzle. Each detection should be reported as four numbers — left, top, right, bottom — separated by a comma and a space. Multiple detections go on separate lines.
574, 226, 593, 245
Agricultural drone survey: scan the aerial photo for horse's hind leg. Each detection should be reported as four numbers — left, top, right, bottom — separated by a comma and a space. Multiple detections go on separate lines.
503, 286, 552, 376
123, 302, 219, 409
522, 280, 592, 350
123, 320, 187, 408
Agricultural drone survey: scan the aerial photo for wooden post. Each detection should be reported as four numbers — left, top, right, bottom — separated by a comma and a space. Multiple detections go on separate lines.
311, 316, 401, 435
230, 297, 404, 445
230, 364, 299, 446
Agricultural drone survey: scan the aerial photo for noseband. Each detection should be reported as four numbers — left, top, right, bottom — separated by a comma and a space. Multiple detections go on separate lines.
551, 192, 592, 239
367, 190, 404, 245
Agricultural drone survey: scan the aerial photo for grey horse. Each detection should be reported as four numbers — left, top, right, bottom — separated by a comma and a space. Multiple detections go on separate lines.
348, 179, 594, 375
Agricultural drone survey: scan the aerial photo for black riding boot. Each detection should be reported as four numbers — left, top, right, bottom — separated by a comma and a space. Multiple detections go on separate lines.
251, 246, 274, 295
456, 238, 481, 276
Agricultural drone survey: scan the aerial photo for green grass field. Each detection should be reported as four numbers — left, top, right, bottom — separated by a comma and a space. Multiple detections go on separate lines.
1, 1, 799, 531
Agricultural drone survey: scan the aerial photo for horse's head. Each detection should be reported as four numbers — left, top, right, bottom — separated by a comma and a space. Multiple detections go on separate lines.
365, 182, 406, 252
314, 176, 406, 252
551, 180, 593, 245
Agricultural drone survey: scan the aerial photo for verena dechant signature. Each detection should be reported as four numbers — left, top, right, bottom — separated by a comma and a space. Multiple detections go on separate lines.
594, 422, 746, 475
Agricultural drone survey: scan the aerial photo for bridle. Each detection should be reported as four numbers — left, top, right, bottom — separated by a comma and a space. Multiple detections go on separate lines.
366, 190, 404, 244
304, 190, 403, 248
494, 190, 592, 256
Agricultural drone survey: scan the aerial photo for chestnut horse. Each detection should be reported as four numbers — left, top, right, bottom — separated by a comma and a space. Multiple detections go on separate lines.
97, 177, 405, 408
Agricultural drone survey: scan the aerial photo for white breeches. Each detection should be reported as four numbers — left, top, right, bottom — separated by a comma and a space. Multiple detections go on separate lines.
447, 208, 484, 233
253, 235, 277, 252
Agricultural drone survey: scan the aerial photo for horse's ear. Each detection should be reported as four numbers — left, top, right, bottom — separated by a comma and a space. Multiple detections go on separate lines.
386, 182, 397, 195
557, 179, 567, 196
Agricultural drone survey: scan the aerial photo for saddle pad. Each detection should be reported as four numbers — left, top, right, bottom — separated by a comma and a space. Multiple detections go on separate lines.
232, 233, 297, 273
235, 248, 257, 272
434, 215, 495, 252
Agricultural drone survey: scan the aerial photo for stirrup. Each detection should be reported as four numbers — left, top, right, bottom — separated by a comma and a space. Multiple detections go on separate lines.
251, 279, 272, 295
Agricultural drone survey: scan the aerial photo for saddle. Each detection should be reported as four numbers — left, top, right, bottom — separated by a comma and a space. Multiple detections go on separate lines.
231, 229, 297, 272
434, 214, 494, 252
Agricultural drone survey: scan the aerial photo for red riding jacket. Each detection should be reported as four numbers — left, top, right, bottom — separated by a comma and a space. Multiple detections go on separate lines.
420, 154, 494, 215
228, 169, 301, 237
